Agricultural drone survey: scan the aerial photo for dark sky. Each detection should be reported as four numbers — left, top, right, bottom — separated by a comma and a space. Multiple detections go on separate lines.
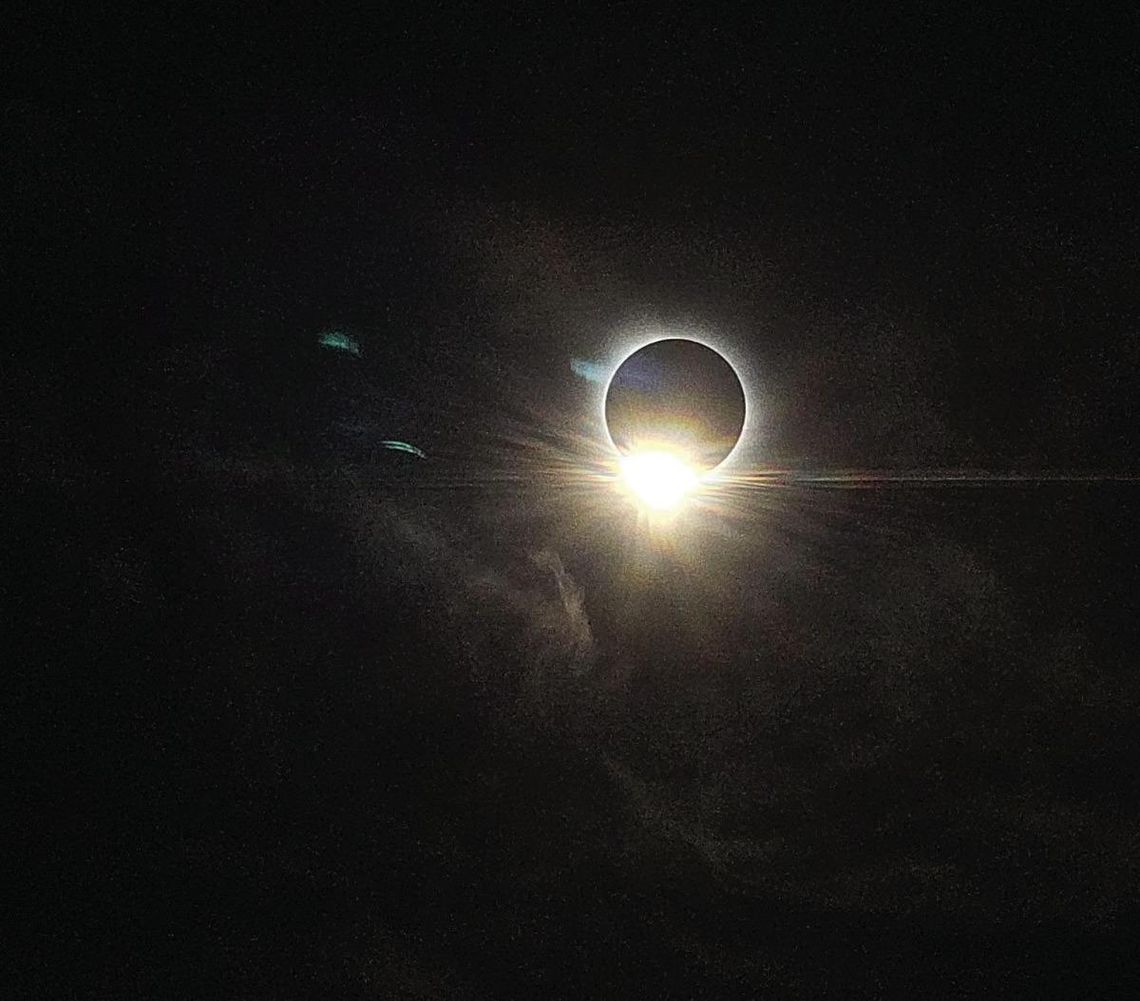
10, 9, 1140, 998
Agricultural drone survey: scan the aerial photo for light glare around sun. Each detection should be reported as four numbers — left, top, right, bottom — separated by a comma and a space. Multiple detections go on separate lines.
619, 451, 699, 512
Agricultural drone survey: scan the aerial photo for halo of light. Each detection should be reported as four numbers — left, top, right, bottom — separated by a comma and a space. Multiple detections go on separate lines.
618, 451, 699, 511
603, 337, 747, 476
600, 328, 753, 474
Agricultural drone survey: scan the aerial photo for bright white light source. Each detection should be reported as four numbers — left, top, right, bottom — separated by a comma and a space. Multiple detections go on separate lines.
619, 451, 699, 512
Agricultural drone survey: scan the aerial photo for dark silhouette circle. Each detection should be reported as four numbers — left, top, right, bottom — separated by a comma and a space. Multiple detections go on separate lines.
605, 338, 746, 472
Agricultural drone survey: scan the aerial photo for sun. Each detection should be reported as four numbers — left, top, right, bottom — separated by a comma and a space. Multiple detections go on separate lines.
602, 335, 747, 514
618, 450, 700, 512
603, 334, 749, 470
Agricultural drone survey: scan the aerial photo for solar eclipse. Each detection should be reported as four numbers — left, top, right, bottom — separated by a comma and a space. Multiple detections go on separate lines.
604, 338, 747, 511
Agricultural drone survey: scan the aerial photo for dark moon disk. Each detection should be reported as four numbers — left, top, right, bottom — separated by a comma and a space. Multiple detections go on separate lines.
605, 338, 746, 471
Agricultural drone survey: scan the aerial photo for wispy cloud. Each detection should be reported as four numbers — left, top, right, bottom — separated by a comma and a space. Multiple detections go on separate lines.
529, 548, 596, 679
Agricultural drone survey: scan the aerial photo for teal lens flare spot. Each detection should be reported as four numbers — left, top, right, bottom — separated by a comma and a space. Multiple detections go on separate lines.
318, 330, 361, 357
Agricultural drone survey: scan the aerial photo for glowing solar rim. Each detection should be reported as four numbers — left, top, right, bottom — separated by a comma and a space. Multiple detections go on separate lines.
599, 329, 753, 475
618, 450, 700, 511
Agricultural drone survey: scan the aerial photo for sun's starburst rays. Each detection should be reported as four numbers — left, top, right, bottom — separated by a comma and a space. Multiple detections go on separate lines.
331, 328, 1136, 601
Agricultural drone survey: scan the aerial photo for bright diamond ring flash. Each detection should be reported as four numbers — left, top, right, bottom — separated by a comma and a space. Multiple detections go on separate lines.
619, 451, 699, 512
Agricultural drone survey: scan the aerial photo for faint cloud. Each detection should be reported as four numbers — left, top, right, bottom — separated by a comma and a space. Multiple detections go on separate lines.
529, 548, 596, 679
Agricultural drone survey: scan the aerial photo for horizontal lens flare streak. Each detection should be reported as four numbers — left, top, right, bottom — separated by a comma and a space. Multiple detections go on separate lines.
717, 469, 1140, 489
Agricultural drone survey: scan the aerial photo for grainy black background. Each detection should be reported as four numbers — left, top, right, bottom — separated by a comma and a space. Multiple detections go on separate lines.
8, 8, 1140, 998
